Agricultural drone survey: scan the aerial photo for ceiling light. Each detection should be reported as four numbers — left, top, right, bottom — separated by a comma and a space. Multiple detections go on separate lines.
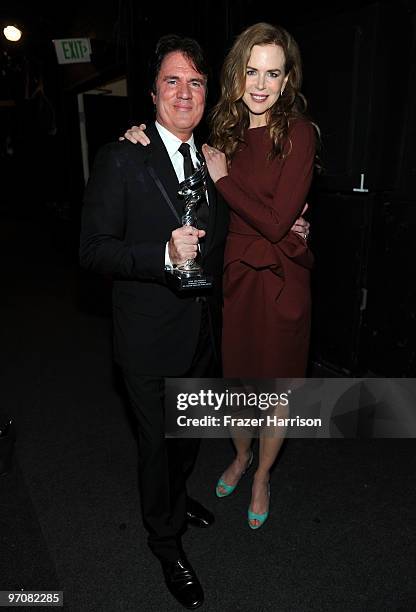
3, 26, 22, 42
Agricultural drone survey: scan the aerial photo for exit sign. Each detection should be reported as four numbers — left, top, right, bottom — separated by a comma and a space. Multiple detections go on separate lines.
53, 38, 92, 64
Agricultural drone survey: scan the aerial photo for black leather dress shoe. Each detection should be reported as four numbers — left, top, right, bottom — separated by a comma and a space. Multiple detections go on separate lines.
186, 498, 215, 528
161, 557, 204, 609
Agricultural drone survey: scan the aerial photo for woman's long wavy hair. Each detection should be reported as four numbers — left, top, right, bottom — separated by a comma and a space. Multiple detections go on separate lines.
209, 22, 309, 162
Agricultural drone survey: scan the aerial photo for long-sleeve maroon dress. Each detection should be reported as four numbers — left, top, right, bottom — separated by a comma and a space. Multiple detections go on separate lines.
215, 118, 315, 377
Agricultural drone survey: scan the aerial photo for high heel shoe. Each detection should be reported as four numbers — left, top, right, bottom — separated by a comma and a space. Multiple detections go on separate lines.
248, 484, 270, 529
215, 450, 254, 498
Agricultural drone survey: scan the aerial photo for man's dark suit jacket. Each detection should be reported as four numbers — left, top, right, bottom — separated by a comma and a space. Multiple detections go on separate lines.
79, 123, 229, 376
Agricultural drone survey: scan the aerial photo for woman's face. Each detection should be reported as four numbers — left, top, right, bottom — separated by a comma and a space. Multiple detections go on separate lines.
242, 44, 289, 127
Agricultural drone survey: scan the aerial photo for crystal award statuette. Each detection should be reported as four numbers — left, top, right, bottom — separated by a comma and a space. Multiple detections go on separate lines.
166, 160, 213, 291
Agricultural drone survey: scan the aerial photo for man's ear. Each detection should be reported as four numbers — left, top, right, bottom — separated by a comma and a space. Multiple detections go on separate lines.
151, 91, 156, 104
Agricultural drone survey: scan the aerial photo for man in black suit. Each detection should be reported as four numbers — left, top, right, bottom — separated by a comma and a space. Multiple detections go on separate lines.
80, 35, 228, 609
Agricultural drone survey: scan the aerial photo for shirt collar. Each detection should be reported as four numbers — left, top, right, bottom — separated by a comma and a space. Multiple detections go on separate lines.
155, 120, 197, 159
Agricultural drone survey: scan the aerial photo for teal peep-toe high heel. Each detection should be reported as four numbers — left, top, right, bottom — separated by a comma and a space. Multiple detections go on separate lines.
215, 450, 254, 498
248, 484, 270, 529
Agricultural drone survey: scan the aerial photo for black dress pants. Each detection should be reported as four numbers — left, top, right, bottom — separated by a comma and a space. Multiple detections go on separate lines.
122, 303, 218, 562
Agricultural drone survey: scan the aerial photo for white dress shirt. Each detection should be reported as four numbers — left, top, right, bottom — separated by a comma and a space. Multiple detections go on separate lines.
155, 120, 200, 182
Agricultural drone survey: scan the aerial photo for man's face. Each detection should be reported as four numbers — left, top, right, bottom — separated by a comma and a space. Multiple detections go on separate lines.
151, 51, 207, 140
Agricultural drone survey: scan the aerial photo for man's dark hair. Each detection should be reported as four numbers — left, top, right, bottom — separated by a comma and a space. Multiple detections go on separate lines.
150, 34, 210, 94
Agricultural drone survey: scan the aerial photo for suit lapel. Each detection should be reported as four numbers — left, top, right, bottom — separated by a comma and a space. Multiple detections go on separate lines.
194, 144, 218, 258
144, 123, 183, 222
202, 174, 218, 257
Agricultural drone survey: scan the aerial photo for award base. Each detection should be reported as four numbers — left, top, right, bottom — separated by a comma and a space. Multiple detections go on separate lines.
166, 268, 213, 291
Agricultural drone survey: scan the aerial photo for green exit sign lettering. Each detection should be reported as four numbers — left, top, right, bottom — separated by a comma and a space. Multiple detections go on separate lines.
53, 38, 92, 64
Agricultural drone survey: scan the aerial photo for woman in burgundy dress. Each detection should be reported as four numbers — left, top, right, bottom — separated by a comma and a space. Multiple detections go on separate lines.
202, 23, 317, 528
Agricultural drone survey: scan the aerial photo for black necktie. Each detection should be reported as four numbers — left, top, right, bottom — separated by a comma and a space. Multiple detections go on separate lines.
178, 143, 209, 236
178, 142, 195, 179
